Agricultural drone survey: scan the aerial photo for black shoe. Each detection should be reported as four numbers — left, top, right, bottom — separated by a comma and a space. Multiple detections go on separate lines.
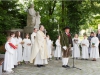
66, 65, 70, 68
40, 65, 45, 67
14, 65, 17, 68
62, 65, 66, 68
37, 65, 41, 68
59, 57, 61, 60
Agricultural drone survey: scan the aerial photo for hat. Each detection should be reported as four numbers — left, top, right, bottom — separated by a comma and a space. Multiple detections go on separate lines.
63, 26, 70, 30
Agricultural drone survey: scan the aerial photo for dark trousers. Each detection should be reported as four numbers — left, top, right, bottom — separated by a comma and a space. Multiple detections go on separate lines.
99, 43, 100, 56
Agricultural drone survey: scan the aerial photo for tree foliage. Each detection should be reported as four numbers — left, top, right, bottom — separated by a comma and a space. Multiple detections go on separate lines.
0, 0, 100, 45
0, 0, 20, 45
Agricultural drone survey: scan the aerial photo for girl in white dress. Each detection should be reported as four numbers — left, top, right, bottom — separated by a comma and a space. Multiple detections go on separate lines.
15, 31, 23, 65
23, 34, 31, 64
54, 35, 62, 60
81, 34, 89, 59
46, 35, 52, 61
4, 36, 15, 73
10, 32, 18, 67
90, 33, 99, 61
72, 34, 80, 59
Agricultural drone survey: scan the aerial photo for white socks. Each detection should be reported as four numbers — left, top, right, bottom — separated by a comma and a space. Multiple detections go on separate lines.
62, 58, 69, 65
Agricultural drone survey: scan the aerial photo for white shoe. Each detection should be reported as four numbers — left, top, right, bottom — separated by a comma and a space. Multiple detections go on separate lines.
6, 70, 14, 73
6, 71, 12, 73
11, 70, 14, 73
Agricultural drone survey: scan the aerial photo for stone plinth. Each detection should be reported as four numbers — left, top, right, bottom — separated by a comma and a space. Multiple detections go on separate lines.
6, 29, 24, 38
24, 26, 34, 33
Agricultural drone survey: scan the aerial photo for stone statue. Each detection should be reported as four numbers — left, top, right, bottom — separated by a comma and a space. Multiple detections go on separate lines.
34, 12, 41, 29
27, 4, 36, 27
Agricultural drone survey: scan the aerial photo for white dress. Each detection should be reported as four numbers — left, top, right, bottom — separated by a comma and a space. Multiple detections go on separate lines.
47, 38, 52, 58
81, 38, 89, 59
31, 32, 36, 51
54, 39, 61, 58
31, 32, 36, 45
11, 37, 17, 65
4, 42, 14, 72
23, 38, 31, 61
34, 51, 48, 65
72, 38, 80, 58
15, 37, 23, 62
90, 37, 99, 58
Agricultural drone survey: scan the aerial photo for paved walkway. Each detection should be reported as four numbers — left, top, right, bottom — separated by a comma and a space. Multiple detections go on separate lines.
2, 58, 100, 75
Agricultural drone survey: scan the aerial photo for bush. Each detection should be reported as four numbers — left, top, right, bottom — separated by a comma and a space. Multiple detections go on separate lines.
0, 45, 6, 54
0, 33, 6, 46
0, 33, 6, 54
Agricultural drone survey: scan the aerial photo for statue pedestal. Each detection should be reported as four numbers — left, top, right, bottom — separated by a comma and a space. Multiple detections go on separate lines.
24, 26, 34, 33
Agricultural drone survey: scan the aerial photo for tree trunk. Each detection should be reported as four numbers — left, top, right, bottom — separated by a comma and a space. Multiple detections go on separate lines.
62, 1, 64, 23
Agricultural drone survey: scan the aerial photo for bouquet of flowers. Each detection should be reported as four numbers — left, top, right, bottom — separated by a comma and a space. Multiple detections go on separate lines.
82, 43, 85, 46
92, 43, 95, 45
74, 39, 78, 43
92, 43, 95, 47
27, 43, 31, 46
20, 41, 24, 44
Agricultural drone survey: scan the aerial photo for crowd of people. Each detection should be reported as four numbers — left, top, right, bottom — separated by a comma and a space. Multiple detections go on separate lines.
3, 25, 100, 73
72, 32, 99, 61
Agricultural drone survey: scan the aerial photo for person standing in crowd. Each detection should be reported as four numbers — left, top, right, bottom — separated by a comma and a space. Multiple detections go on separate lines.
97, 29, 100, 56
46, 35, 52, 61
90, 33, 99, 61
4, 36, 15, 73
31, 28, 38, 51
51, 41, 55, 57
30, 25, 48, 67
15, 31, 23, 65
72, 34, 80, 59
54, 35, 62, 60
60, 26, 73, 68
10, 32, 18, 67
88, 32, 94, 56
23, 34, 31, 64
81, 34, 89, 60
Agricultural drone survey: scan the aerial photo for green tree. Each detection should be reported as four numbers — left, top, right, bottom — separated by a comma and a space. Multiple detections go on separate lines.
0, 0, 20, 45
